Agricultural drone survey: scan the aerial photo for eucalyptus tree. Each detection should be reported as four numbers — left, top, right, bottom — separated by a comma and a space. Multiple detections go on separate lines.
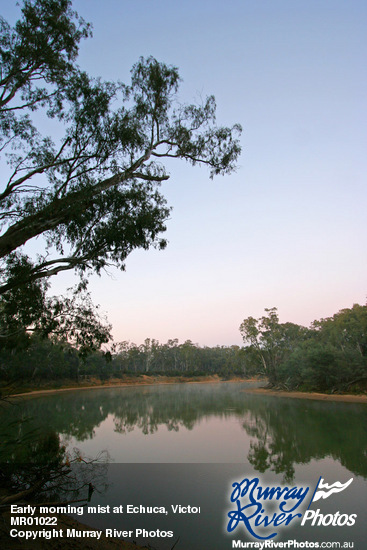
239, 308, 309, 385
239, 308, 282, 383
0, 0, 241, 346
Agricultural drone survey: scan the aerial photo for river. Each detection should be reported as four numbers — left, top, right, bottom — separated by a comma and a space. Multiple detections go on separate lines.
2, 381, 366, 549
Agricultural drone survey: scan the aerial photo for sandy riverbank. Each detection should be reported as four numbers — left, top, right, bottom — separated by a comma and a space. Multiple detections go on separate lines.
6, 374, 250, 399
5, 376, 366, 403
242, 387, 367, 403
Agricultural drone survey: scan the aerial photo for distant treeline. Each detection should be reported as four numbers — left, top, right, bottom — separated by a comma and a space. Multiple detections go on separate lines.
0, 338, 250, 382
0, 303, 366, 393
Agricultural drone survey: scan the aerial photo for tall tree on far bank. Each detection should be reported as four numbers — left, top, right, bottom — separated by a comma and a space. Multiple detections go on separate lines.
239, 308, 309, 385
240, 303, 367, 391
239, 308, 282, 384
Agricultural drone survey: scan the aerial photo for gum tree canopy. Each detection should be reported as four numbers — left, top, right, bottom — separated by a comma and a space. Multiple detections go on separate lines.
0, 0, 241, 300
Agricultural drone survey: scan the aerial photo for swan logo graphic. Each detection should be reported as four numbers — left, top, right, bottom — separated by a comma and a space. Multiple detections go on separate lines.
301, 477, 357, 528
310, 477, 353, 504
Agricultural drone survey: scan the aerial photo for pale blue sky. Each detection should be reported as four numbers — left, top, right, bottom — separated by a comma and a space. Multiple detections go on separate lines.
2, 0, 366, 346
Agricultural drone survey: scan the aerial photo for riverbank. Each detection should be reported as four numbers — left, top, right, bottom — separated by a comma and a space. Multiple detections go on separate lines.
3, 375, 366, 403
3, 374, 251, 399
242, 387, 367, 403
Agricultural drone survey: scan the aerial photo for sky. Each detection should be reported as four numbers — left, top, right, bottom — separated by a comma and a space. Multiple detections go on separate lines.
2, 0, 367, 347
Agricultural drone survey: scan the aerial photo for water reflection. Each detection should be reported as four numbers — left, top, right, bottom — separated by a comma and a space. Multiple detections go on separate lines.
241, 396, 367, 481
2, 383, 366, 480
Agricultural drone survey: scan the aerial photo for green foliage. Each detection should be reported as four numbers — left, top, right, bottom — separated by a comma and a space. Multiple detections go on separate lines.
312, 303, 367, 357
0, 1, 241, 357
240, 303, 367, 392
0, 254, 47, 348
279, 342, 340, 391
239, 308, 311, 384
0, 262, 111, 355
0, 337, 252, 383
0, 2, 241, 297
110, 339, 249, 378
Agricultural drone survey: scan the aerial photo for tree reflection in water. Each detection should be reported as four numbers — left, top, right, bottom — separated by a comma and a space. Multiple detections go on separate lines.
2, 384, 366, 482
241, 397, 367, 482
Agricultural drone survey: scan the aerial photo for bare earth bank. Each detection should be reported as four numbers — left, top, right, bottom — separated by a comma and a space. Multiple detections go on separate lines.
7, 375, 247, 399
5, 376, 366, 403
242, 387, 367, 403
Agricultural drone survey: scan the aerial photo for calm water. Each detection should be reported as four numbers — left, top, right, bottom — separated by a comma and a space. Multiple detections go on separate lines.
3, 381, 367, 549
